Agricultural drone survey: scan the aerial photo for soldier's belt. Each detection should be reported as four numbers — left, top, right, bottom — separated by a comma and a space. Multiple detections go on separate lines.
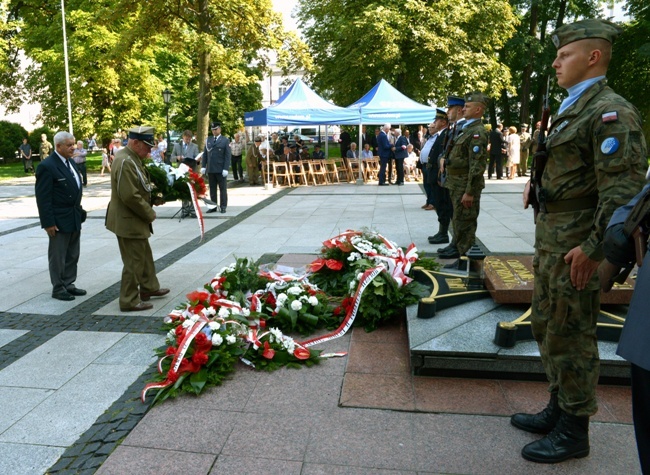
540, 195, 598, 213
446, 168, 468, 176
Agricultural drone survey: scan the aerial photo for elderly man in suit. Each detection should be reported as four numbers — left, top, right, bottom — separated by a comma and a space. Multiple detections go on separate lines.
106, 126, 169, 312
392, 128, 409, 186
35, 131, 87, 301
171, 130, 200, 171
203, 122, 231, 213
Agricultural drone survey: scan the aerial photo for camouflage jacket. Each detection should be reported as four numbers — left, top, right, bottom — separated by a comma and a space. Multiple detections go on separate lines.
536, 78, 647, 260
445, 119, 488, 195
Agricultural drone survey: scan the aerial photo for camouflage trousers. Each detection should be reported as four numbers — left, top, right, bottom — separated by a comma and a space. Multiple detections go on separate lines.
449, 188, 481, 255
531, 249, 600, 417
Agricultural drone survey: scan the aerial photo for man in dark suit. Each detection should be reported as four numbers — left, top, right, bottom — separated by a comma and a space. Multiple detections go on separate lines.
392, 128, 409, 185
203, 122, 231, 213
339, 128, 351, 160
602, 183, 650, 474
427, 109, 452, 244
488, 123, 504, 179
35, 131, 87, 301
377, 124, 392, 186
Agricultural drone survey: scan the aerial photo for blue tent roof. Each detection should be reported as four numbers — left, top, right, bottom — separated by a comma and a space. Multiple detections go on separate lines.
244, 78, 359, 126
348, 79, 438, 124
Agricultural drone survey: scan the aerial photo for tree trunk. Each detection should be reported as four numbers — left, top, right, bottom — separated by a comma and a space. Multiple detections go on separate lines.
195, 0, 211, 151
519, 1, 539, 124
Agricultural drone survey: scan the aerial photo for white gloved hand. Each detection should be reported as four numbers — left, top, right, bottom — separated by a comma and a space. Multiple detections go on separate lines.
222, 170, 228, 177
200, 167, 206, 175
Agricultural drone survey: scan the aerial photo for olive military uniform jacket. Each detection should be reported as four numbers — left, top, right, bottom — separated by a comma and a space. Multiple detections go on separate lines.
444, 120, 488, 196
536, 78, 647, 260
105, 146, 156, 239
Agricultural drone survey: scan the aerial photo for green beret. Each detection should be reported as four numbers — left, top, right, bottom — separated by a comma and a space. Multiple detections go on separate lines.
465, 92, 489, 107
551, 19, 621, 49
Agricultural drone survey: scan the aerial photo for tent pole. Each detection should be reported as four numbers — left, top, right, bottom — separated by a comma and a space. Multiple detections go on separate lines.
356, 122, 363, 185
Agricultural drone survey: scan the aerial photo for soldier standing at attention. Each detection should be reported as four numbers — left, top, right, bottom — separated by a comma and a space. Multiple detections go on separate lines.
203, 122, 231, 213
439, 92, 489, 264
515, 19, 647, 463
518, 123, 532, 177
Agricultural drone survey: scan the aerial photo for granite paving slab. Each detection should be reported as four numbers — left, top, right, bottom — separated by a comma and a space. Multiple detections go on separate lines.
0, 329, 28, 348
0, 362, 149, 446
0, 387, 53, 433
0, 442, 65, 475
0, 331, 127, 389
211, 456, 302, 475
95, 446, 216, 475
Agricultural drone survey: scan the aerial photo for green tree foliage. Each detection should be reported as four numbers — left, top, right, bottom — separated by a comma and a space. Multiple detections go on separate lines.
1, 0, 308, 146
608, 1, 650, 141
296, 0, 519, 107
0, 120, 28, 162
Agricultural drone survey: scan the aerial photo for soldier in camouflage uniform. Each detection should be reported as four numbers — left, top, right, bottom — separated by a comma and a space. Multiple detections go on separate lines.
518, 124, 532, 176
440, 92, 489, 263
513, 19, 648, 464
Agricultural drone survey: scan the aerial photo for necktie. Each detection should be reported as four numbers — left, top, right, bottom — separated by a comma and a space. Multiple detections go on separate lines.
66, 160, 79, 187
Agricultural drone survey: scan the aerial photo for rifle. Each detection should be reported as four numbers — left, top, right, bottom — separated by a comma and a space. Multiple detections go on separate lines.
529, 76, 551, 223
437, 122, 457, 186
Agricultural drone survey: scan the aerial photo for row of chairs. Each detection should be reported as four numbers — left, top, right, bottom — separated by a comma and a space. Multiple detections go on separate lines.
267, 158, 384, 187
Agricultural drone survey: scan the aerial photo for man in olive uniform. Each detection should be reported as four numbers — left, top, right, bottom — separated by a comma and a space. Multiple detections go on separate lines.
518, 123, 532, 176
515, 19, 647, 464
106, 126, 170, 312
439, 92, 489, 262
39, 134, 53, 164
246, 136, 263, 186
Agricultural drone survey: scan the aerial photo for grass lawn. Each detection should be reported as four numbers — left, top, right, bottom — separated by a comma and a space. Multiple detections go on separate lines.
0, 152, 104, 181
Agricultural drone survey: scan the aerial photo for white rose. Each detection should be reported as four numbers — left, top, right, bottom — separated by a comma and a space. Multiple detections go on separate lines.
291, 300, 302, 311
276, 293, 288, 305
349, 280, 357, 289
288, 286, 302, 295
211, 334, 224, 346
218, 307, 229, 318
357, 272, 364, 280
208, 321, 220, 331
226, 334, 236, 345
163, 316, 173, 324
205, 307, 217, 316
308, 296, 319, 306
241, 308, 250, 317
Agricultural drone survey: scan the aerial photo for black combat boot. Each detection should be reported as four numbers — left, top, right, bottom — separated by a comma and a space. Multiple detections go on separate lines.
438, 245, 460, 259
436, 243, 455, 254
428, 223, 450, 244
521, 411, 590, 463
511, 392, 560, 434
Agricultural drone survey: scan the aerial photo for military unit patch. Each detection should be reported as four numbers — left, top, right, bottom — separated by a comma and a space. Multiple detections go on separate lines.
473, 134, 480, 138
602, 111, 618, 123
600, 137, 620, 155
472, 145, 480, 153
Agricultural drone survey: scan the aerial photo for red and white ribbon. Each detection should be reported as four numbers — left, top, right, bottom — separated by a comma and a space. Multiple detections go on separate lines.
188, 182, 205, 241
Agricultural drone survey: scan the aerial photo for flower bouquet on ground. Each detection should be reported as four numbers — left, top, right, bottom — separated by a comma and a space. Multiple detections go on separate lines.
309, 229, 429, 331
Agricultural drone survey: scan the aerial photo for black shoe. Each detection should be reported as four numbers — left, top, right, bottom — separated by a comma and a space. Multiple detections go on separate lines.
511, 392, 560, 434
437, 244, 455, 254
428, 232, 449, 244
66, 287, 87, 296
397, 182, 404, 186
206, 207, 218, 213
220, 207, 226, 213
438, 248, 460, 259
521, 412, 590, 463
52, 291, 75, 301
378, 183, 389, 186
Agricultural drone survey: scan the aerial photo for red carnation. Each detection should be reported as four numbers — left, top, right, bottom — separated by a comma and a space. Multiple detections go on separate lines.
167, 370, 179, 383
187, 290, 209, 302
175, 326, 185, 336
262, 341, 275, 360
293, 347, 310, 360
209, 293, 221, 306
333, 306, 342, 316
165, 346, 177, 356
192, 351, 209, 366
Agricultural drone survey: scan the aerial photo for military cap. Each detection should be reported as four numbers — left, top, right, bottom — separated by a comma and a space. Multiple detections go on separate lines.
447, 96, 465, 107
210, 121, 222, 129
551, 19, 621, 49
128, 126, 155, 146
465, 92, 490, 107
254, 136, 262, 143
521, 123, 529, 128
435, 108, 448, 121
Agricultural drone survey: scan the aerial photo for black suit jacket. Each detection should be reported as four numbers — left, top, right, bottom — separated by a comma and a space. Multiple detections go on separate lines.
35, 152, 84, 232
489, 129, 504, 156
426, 129, 448, 184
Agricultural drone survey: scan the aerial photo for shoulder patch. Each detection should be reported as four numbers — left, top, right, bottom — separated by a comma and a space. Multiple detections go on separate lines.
472, 145, 480, 153
473, 134, 480, 139
600, 137, 619, 155
602, 111, 618, 123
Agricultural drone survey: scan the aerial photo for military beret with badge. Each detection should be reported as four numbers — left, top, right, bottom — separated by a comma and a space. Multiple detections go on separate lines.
551, 18, 621, 49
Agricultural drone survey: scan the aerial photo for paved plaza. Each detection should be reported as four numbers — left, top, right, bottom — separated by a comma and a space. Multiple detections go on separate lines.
0, 172, 641, 474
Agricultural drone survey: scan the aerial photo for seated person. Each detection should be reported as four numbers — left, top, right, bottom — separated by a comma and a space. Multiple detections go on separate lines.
312, 144, 325, 160
404, 143, 418, 178
300, 145, 310, 160
346, 142, 359, 160
361, 143, 373, 159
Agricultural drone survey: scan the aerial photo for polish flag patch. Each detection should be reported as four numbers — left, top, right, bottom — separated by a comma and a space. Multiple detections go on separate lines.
602, 111, 618, 123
